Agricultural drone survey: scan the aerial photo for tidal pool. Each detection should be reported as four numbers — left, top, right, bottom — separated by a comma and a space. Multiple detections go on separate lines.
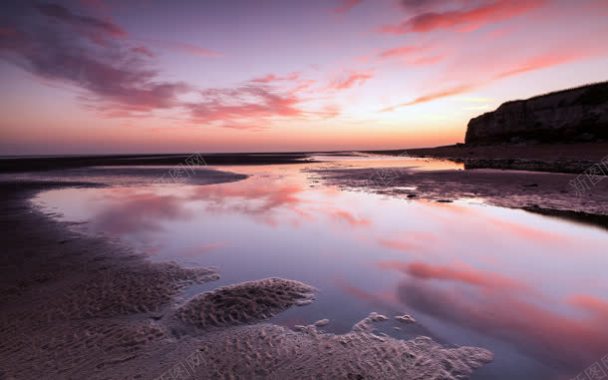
33, 156, 608, 380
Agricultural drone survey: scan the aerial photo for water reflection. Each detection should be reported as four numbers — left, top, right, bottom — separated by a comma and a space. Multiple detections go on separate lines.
33, 158, 608, 380
188, 177, 309, 227
92, 189, 192, 234
387, 261, 608, 372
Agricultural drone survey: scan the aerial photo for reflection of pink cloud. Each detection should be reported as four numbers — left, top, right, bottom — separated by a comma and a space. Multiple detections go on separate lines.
377, 231, 437, 255
198, 242, 226, 253
378, 238, 419, 253
378, 260, 526, 290
93, 190, 191, 235
334, 278, 398, 310
328, 209, 371, 227
381, 0, 546, 34
391, 260, 608, 371
178, 242, 227, 258
190, 179, 309, 226
488, 218, 565, 243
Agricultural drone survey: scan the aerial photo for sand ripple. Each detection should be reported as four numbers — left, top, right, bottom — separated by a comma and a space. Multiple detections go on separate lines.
175, 277, 316, 329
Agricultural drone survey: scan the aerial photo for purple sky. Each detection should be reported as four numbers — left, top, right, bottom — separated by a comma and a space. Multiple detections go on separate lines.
1, 0, 607, 154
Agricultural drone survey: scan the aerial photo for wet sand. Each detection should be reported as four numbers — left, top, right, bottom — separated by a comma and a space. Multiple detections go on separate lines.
0, 153, 312, 173
314, 163, 608, 229
0, 174, 492, 379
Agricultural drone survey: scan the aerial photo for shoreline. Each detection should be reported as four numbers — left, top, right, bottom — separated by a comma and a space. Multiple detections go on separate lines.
314, 164, 608, 228
370, 142, 608, 174
3, 142, 607, 176
0, 153, 313, 174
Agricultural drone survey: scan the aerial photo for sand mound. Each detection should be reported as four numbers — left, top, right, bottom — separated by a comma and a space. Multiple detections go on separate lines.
168, 323, 492, 380
175, 277, 316, 328
1, 313, 492, 380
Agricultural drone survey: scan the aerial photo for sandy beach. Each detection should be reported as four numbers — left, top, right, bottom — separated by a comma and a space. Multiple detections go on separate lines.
0, 171, 493, 379
2, 2, 607, 378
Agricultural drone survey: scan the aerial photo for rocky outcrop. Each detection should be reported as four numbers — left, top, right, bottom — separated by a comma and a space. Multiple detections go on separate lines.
465, 81, 608, 144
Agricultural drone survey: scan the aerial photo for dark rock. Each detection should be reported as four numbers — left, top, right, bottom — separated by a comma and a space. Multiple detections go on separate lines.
466, 81, 608, 144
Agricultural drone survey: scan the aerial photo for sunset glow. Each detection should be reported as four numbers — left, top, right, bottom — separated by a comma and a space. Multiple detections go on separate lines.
1, 0, 607, 154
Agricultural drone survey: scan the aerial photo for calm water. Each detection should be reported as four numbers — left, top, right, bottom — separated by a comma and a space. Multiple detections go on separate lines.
33, 156, 608, 380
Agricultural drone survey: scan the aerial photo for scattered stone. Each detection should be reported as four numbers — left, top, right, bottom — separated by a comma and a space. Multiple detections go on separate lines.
395, 314, 416, 324
352, 312, 389, 332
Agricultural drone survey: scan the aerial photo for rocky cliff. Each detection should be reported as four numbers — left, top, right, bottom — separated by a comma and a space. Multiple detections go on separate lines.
465, 81, 608, 144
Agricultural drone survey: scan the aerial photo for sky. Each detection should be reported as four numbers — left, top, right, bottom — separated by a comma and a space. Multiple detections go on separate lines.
0, 0, 607, 155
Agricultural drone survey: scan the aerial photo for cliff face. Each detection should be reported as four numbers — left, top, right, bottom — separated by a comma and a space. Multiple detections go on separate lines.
465, 82, 608, 144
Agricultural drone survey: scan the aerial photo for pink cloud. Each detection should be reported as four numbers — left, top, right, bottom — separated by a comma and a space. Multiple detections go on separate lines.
382, 83, 475, 110
409, 54, 444, 65
78, 0, 109, 12
378, 45, 428, 60
0, 4, 190, 114
329, 70, 373, 90
381, 0, 546, 34
34, 3, 126, 38
494, 50, 589, 79
251, 72, 300, 84
169, 41, 222, 58
131, 45, 156, 58
0, 27, 17, 37
142, 39, 222, 58
383, 44, 603, 110
188, 82, 304, 126
333, 0, 363, 14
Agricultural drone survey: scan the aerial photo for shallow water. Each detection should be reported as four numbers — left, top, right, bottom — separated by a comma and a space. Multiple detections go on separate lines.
33, 156, 608, 380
